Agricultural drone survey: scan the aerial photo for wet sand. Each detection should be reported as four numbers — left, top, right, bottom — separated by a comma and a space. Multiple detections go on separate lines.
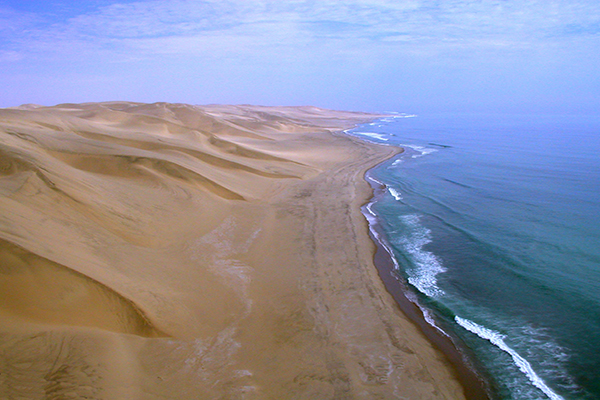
363, 178, 491, 400
0, 102, 466, 399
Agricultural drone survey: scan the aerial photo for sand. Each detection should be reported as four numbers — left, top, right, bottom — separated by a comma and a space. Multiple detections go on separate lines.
0, 102, 466, 399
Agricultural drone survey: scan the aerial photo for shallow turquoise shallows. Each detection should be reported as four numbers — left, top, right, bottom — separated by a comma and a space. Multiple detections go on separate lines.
348, 113, 600, 400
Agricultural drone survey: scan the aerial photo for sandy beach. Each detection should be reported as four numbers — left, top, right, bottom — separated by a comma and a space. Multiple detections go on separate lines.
0, 102, 466, 399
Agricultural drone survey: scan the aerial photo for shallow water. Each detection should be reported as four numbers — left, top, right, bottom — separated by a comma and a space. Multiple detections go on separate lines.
349, 113, 600, 400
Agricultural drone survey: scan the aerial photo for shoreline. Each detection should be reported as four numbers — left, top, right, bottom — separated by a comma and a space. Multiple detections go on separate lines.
344, 118, 491, 399
361, 173, 491, 400
0, 102, 473, 399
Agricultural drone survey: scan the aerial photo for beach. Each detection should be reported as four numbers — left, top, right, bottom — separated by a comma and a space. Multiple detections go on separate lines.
0, 102, 466, 399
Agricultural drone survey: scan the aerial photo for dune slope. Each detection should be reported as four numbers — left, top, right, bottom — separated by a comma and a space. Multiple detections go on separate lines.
0, 102, 464, 399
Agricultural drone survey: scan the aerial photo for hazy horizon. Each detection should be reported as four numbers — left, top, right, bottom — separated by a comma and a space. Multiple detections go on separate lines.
1, 0, 599, 115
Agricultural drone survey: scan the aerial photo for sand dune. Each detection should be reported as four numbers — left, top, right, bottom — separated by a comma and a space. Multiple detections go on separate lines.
0, 102, 465, 399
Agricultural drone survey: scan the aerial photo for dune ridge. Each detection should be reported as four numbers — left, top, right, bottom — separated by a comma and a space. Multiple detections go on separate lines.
0, 102, 465, 399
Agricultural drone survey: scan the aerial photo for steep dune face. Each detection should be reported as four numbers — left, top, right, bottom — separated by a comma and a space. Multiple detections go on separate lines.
0, 239, 159, 336
0, 103, 464, 399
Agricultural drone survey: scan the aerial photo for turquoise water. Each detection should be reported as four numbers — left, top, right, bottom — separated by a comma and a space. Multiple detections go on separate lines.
349, 113, 600, 400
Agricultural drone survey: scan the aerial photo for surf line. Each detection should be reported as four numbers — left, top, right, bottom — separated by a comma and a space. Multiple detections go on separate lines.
455, 317, 565, 400
361, 171, 490, 400
345, 117, 489, 398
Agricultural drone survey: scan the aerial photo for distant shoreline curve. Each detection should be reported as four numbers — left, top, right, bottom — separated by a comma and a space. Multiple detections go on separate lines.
354, 133, 491, 400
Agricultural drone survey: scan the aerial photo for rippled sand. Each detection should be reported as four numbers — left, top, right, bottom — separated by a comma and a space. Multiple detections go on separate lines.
0, 102, 465, 399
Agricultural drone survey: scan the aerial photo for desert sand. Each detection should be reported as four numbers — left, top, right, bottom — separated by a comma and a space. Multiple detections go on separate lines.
0, 102, 465, 399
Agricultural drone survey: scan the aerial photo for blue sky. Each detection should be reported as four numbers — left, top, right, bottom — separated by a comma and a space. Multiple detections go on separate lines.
1, 0, 599, 113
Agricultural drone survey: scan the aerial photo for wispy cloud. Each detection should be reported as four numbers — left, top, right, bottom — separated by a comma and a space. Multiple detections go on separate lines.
1, 0, 599, 111
0, 6, 41, 35
3, 0, 600, 62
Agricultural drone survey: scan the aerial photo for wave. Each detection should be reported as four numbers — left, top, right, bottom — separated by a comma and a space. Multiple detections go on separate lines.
455, 316, 565, 400
350, 131, 389, 141
428, 142, 452, 148
366, 174, 385, 186
398, 144, 438, 159
362, 195, 450, 338
379, 114, 418, 123
395, 214, 446, 297
442, 177, 473, 189
363, 204, 401, 272
388, 186, 402, 200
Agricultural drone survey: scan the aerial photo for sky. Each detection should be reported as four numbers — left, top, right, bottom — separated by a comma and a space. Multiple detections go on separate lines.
1, 0, 599, 114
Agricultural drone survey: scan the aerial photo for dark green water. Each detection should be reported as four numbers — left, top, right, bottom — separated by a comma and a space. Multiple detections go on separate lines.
350, 113, 600, 400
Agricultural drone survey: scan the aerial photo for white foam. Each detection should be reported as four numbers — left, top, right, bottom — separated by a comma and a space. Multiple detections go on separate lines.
413, 148, 437, 158
379, 113, 417, 123
388, 186, 402, 200
366, 175, 384, 186
352, 131, 389, 141
399, 144, 438, 159
412, 307, 448, 337
455, 316, 565, 400
397, 214, 446, 297
364, 213, 452, 342
363, 203, 401, 271
362, 202, 449, 337
365, 203, 377, 217
379, 238, 401, 271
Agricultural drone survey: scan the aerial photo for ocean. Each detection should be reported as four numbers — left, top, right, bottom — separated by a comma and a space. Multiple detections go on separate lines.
347, 113, 600, 400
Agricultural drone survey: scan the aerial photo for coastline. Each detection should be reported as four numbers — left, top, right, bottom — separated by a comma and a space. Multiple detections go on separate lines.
361, 171, 491, 400
1, 102, 469, 399
350, 113, 594, 400
344, 118, 491, 399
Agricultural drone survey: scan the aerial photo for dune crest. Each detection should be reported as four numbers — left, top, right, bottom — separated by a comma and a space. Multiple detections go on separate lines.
0, 102, 465, 399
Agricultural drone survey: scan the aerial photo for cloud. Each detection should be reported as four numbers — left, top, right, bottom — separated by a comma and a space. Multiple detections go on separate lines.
66, 1, 241, 38
0, 50, 24, 62
2, 0, 600, 112
5, 0, 600, 60
0, 6, 41, 34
